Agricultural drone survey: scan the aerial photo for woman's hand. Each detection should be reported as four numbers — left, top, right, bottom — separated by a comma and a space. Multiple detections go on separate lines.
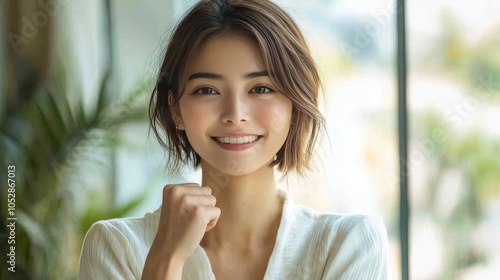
142, 183, 220, 280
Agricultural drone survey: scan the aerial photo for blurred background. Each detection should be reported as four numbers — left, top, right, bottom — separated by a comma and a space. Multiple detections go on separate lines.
1, 0, 499, 279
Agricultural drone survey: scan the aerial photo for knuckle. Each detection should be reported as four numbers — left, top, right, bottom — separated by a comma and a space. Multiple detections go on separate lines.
170, 185, 183, 197
192, 206, 204, 217
162, 186, 172, 201
163, 184, 175, 195
208, 196, 217, 206
179, 195, 191, 206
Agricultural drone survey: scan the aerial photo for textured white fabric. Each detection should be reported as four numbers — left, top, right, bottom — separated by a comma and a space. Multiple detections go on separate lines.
79, 189, 388, 279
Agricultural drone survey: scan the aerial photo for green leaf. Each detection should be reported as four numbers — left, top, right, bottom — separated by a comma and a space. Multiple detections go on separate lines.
17, 210, 51, 250
47, 90, 70, 136
35, 102, 60, 149
95, 69, 111, 119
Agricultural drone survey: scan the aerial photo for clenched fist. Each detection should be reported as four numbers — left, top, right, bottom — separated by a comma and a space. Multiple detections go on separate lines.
142, 183, 221, 280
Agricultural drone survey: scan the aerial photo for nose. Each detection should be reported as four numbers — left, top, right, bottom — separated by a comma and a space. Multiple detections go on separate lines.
220, 93, 249, 125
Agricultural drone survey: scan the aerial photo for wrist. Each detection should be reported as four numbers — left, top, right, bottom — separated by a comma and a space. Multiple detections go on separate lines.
142, 253, 185, 280
163, 255, 184, 280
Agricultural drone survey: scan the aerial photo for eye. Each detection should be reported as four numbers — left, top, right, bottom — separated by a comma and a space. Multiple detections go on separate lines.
250, 86, 274, 94
194, 87, 219, 95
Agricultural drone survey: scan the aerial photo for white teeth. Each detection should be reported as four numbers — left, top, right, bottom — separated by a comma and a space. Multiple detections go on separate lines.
216, 135, 259, 144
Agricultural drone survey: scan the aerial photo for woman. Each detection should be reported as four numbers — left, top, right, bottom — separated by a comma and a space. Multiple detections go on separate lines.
79, 0, 388, 279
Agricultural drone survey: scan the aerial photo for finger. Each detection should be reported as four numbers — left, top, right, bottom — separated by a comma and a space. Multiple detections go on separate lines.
163, 184, 211, 199
172, 183, 213, 192
205, 207, 221, 232
193, 186, 212, 195
189, 206, 220, 224
176, 185, 212, 196
180, 195, 216, 208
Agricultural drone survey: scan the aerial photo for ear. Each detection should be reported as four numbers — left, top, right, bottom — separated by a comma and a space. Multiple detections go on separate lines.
168, 93, 184, 129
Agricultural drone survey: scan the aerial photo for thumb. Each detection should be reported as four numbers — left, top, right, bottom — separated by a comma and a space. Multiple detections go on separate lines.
205, 207, 221, 232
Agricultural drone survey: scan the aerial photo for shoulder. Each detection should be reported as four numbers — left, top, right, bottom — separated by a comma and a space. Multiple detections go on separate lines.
84, 208, 160, 248
282, 198, 388, 254
303, 206, 387, 250
78, 208, 160, 279
88, 208, 159, 238
317, 213, 388, 279
330, 214, 387, 242
279, 190, 387, 243
301, 210, 388, 279
290, 202, 386, 239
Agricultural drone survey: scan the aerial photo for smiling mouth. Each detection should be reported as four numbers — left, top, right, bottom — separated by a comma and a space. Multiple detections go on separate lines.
212, 135, 262, 144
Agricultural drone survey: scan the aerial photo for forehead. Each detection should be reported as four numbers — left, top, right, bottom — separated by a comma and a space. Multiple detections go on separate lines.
186, 34, 266, 75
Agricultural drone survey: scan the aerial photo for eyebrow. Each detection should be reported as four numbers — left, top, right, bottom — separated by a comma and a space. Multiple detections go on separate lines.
188, 70, 269, 81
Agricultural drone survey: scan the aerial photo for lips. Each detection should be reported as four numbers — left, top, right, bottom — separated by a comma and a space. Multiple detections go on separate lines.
214, 135, 260, 144
211, 134, 263, 151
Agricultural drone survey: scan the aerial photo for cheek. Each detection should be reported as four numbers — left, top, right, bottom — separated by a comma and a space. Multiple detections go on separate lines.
261, 99, 292, 134
179, 104, 214, 148
180, 103, 210, 130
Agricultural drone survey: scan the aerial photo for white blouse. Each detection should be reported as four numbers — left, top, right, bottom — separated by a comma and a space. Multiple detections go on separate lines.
79, 189, 388, 279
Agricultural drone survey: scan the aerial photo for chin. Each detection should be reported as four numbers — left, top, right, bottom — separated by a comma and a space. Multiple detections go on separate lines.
204, 158, 264, 177
219, 164, 257, 177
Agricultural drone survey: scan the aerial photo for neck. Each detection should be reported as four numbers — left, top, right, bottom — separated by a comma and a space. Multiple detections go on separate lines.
200, 160, 283, 251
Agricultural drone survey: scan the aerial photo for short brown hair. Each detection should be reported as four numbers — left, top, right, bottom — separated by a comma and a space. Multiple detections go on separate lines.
149, 0, 325, 177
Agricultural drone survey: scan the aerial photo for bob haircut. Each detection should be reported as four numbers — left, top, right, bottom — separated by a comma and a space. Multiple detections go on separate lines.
150, 0, 325, 177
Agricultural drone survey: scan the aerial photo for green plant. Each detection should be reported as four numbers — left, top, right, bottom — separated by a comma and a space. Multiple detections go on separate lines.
415, 110, 500, 279
1, 58, 152, 279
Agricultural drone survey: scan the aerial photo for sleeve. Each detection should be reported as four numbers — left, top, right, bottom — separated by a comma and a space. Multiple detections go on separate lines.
78, 221, 139, 280
322, 215, 389, 280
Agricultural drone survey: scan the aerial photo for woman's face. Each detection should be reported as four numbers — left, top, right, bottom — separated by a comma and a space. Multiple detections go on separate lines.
177, 34, 292, 176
